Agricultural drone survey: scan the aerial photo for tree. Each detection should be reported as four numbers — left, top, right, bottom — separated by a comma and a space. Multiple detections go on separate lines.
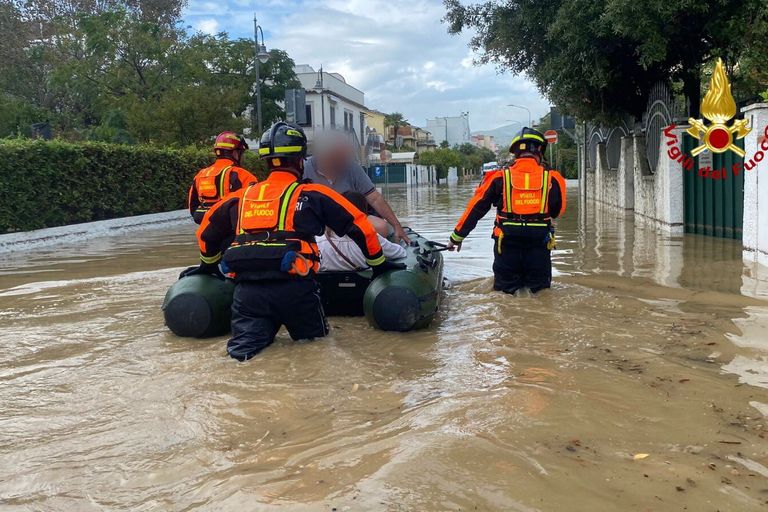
419, 147, 464, 179
0, 5, 301, 143
444, 0, 768, 122
255, 49, 302, 129
384, 112, 406, 145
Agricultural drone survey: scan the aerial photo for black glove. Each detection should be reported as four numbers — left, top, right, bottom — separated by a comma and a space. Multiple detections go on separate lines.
178, 262, 225, 280
371, 260, 406, 279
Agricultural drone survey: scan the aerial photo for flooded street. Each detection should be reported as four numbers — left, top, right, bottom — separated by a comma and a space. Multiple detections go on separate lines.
2, 182, 768, 511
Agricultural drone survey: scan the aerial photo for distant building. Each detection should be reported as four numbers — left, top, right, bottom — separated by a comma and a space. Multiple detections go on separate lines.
426, 114, 471, 147
293, 65, 367, 153
386, 123, 436, 155
471, 134, 498, 153
365, 109, 386, 136
362, 109, 386, 164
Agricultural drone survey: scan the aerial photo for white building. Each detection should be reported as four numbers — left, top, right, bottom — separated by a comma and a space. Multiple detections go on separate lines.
426, 114, 471, 148
294, 65, 367, 152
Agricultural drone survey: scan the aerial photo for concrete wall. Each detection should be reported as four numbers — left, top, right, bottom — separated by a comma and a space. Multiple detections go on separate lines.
742, 103, 768, 267
583, 128, 684, 233
405, 164, 436, 186
594, 143, 620, 207
630, 129, 685, 234
617, 137, 635, 210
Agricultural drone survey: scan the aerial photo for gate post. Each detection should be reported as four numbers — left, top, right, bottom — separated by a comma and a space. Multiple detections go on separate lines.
632, 126, 685, 233
741, 102, 768, 266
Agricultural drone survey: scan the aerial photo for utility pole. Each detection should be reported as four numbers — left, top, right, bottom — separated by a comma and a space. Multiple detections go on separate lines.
253, 16, 270, 135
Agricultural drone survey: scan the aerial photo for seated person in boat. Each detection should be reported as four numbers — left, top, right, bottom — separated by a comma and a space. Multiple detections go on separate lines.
317, 192, 406, 271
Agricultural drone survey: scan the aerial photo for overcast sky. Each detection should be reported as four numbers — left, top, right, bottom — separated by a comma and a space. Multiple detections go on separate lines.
182, 0, 550, 132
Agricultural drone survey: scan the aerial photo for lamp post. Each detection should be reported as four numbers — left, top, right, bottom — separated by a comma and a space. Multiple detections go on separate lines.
507, 104, 531, 127
253, 16, 270, 135
313, 66, 325, 130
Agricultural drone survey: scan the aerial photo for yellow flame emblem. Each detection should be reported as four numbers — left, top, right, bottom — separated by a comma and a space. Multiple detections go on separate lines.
686, 58, 750, 157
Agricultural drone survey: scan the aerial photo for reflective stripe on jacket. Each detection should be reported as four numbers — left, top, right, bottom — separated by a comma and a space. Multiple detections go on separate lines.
451, 157, 566, 243
187, 159, 258, 222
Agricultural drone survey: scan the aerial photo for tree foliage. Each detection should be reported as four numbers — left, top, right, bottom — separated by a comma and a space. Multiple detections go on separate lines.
444, 0, 768, 122
0, 3, 300, 144
419, 142, 495, 179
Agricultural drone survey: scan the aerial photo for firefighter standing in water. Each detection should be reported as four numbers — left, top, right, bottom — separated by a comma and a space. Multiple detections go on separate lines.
191, 122, 403, 361
188, 132, 258, 224
447, 127, 567, 293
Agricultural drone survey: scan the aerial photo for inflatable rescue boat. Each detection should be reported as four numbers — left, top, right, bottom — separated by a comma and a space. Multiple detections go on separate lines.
162, 228, 444, 337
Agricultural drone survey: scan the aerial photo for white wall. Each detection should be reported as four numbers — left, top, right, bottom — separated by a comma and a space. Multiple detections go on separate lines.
405, 164, 436, 186
294, 66, 367, 148
742, 103, 768, 267
632, 127, 684, 233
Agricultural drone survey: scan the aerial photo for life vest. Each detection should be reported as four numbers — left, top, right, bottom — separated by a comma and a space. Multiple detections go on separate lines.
193, 160, 237, 210
222, 179, 319, 277
497, 162, 553, 231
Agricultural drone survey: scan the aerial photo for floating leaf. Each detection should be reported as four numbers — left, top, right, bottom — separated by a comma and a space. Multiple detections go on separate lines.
634, 453, 650, 460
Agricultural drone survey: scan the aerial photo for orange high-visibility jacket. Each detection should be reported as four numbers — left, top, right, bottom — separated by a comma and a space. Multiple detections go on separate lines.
188, 159, 258, 224
196, 170, 384, 280
451, 157, 566, 243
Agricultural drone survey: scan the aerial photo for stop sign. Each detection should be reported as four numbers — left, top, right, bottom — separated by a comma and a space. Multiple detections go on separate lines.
544, 129, 558, 144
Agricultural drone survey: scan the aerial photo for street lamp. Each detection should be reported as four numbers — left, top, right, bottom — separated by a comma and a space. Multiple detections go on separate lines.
253, 15, 270, 135
313, 66, 325, 129
507, 104, 531, 127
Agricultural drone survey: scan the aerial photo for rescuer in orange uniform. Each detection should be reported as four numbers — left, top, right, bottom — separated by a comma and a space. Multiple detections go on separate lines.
189, 122, 402, 360
188, 132, 258, 224
447, 127, 567, 293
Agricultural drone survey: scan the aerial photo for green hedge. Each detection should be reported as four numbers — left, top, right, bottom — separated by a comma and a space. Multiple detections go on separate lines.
0, 139, 267, 233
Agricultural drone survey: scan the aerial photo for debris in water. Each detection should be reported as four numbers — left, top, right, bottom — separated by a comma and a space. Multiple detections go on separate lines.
352, 383, 359, 392
633, 453, 650, 460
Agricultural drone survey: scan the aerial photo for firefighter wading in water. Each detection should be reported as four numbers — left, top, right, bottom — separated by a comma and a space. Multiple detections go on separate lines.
191, 122, 404, 361
188, 132, 258, 224
447, 127, 567, 293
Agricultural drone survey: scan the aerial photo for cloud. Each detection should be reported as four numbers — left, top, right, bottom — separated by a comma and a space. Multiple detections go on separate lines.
182, 0, 549, 131
195, 18, 220, 34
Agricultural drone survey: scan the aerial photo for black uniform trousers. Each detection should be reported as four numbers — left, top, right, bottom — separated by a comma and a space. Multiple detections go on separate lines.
227, 278, 329, 361
492, 230, 552, 294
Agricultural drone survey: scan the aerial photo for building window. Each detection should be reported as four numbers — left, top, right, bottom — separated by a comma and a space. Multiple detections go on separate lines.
343, 111, 354, 132
301, 104, 312, 127
330, 106, 336, 127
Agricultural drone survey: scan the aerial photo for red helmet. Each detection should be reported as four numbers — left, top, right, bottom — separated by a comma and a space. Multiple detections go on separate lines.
214, 132, 249, 152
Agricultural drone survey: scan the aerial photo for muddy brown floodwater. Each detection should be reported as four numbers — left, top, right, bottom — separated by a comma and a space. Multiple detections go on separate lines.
1, 182, 768, 511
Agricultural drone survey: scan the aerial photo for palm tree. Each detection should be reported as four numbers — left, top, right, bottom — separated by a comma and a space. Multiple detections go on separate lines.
384, 112, 407, 146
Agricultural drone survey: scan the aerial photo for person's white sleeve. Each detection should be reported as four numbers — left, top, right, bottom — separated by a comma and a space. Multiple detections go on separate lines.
378, 235, 406, 260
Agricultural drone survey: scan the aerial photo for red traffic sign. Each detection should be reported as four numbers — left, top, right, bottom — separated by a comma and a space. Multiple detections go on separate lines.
544, 129, 558, 144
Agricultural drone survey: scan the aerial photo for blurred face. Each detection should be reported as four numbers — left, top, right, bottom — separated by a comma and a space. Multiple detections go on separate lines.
317, 140, 353, 178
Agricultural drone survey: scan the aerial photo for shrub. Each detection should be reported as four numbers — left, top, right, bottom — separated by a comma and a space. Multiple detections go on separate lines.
0, 139, 267, 233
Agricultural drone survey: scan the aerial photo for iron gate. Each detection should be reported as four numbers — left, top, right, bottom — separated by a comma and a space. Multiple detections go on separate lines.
682, 134, 744, 239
